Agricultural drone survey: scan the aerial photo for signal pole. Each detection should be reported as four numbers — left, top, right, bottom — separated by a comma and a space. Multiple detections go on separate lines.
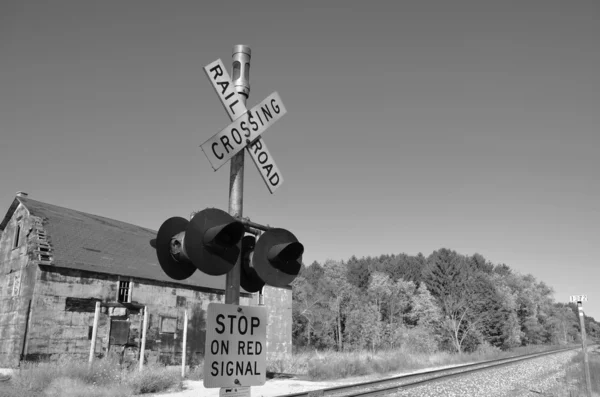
225, 45, 251, 306
155, 45, 302, 390
577, 301, 592, 397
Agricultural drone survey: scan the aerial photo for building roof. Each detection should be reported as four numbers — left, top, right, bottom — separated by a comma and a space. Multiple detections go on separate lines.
1, 196, 244, 293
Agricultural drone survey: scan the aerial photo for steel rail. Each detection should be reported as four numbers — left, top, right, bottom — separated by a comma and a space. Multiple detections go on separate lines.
348, 346, 581, 397
275, 346, 582, 397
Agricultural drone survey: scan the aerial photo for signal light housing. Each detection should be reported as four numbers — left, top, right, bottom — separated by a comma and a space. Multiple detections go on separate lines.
240, 235, 265, 293
185, 208, 245, 275
155, 209, 304, 289
252, 228, 304, 287
155, 217, 197, 280
154, 208, 245, 278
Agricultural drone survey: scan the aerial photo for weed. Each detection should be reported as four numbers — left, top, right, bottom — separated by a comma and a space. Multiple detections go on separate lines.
546, 348, 600, 396
300, 344, 572, 381
127, 364, 183, 395
185, 363, 204, 381
2, 357, 183, 396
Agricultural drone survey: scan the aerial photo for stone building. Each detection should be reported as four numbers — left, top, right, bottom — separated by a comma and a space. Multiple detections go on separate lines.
0, 192, 291, 368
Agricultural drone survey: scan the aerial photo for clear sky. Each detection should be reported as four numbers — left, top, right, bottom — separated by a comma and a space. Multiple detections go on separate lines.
1, 1, 598, 318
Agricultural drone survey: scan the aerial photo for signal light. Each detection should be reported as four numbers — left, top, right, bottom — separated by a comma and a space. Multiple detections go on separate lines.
240, 235, 265, 293
155, 217, 197, 280
252, 228, 304, 287
185, 208, 245, 275
155, 208, 245, 279
155, 209, 304, 289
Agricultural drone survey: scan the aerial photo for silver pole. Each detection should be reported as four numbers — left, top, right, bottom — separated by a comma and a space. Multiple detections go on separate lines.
238, 218, 272, 232
181, 310, 188, 377
139, 306, 148, 372
225, 45, 251, 306
88, 301, 101, 367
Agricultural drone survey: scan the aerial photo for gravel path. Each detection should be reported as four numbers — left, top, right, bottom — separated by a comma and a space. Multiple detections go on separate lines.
393, 350, 578, 397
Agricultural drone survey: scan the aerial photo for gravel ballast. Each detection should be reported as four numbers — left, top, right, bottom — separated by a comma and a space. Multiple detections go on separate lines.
393, 350, 579, 397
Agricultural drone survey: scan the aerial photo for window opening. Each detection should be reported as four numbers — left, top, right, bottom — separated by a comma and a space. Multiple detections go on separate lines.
118, 279, 132, 303
13, 224, 21, 249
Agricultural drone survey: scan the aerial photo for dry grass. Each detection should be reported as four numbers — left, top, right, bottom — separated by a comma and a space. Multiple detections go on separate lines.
127, 365, 183, 394
296, 344, 571, 381
0, 356, 183, 397
545, 346, 600, 397
3, 344, 570, 396
185, 362, 204, 381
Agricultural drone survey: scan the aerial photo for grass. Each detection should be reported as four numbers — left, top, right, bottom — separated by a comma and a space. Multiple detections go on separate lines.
294, 343, 574, 381
181, 344, 573, 382
185, 362, 204, 381
127, 365, 183, 394
0, 356, 183, 397
1, 344, 575, 396
544, 345, 600, 397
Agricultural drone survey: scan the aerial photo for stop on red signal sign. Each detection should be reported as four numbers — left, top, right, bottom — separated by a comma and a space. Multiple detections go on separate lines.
203, 303, 267, 388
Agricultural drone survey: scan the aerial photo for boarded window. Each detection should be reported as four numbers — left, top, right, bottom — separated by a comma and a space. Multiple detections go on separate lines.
160, 317, 177, 334
176, 296, 186, 307
66, 297, 101, 312
109, 320, 130, 345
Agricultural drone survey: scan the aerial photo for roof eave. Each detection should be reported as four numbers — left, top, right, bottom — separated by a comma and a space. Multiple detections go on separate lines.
0, 197, 24, 232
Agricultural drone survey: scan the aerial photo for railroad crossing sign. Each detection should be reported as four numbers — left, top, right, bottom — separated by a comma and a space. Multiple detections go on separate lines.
203, 303, 267, 388
202, 59, 286, 193
570, 295, 588, 302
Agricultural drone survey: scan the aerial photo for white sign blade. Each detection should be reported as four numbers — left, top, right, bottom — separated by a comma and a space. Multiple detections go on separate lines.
200, 92, 287, 171
247, 138, 284, 194
203, 303, 267, 388
203, 60, 284, 193
204, 59, 248, 121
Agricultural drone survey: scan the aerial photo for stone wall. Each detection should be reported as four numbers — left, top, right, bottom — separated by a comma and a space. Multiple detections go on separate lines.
23, 265, 253, 367
0, 202, 294, 368
0, 203, 37, 366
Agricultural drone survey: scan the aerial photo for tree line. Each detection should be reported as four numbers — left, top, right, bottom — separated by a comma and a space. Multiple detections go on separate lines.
292, 248, 600, 353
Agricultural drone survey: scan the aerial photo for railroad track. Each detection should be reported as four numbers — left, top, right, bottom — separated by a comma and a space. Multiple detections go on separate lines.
275, 346, 583, 397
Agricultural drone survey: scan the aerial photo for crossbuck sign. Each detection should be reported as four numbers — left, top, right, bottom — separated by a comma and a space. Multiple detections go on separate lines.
201, 59, 286, 193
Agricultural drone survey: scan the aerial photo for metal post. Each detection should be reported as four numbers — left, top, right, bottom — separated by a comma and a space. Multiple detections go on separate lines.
578, 302, 592, 397
238, 218, 272, 232
181, 309, 188, 377
88, 301, 100, 367
225, 45, 251, 306
139, 306, 148, 372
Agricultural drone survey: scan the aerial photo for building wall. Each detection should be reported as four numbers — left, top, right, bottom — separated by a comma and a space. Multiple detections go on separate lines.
0, 202, 294, 368
254, 286, 293, 364
0, 203, 38, 367
23, 266, 254, 366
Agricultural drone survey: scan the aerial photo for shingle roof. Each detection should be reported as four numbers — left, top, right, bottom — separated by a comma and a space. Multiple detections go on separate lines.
11, 197, 238, 293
